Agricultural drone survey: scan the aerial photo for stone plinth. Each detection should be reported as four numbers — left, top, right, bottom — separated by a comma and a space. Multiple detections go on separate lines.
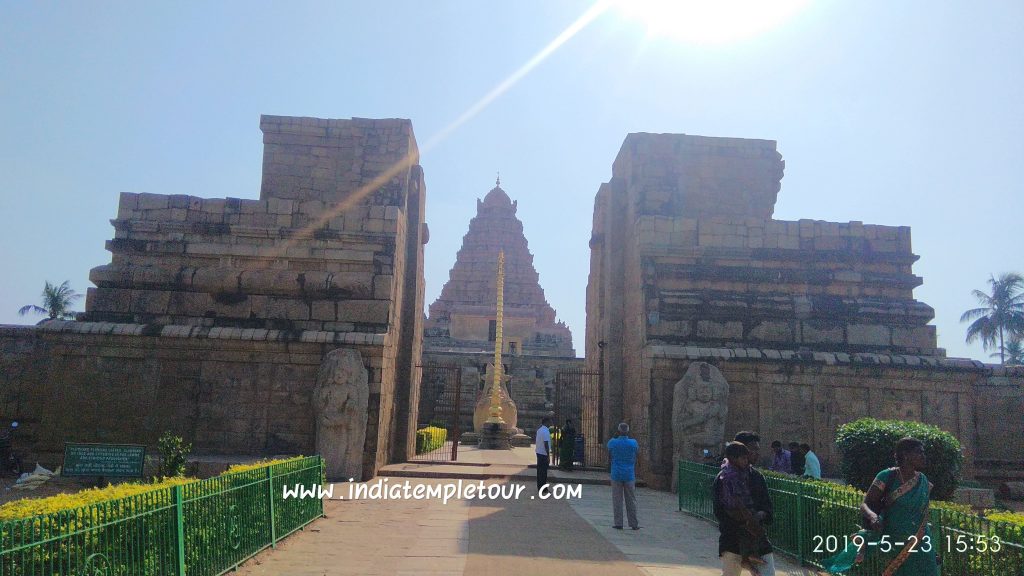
478, 422, 513, 450
510, 433, 532, 447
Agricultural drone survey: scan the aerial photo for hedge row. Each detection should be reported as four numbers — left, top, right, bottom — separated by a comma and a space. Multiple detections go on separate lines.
0, 476, 195, 522
835, 417, 964, 500
415, 426, 447, 455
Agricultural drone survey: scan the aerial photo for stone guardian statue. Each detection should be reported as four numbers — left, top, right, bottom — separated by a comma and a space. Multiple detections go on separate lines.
672, 362, 729, 490
312, 348, 369, 481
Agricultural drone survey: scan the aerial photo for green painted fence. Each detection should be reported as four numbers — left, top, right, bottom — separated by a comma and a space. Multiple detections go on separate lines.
677, 460, 1024, 575
0, 456, 325, 575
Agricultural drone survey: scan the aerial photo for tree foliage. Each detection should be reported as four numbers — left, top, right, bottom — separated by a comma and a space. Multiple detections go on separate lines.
835, 418, 963, 500
992, 337, 1024, 366
18, 280, 81, 320
961, 272, 1024, 365
156, 432, 192, 478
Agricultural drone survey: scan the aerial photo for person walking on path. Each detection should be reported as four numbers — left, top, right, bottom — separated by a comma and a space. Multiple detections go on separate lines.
801, 443, 821, 479
535, 416, 552, 490
713, 441, 774, 575
717, 431, 776, 575
607, 422, 640, 530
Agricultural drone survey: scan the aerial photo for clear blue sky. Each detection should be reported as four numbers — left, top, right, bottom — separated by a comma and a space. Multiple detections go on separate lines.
1, 1, 1021, 361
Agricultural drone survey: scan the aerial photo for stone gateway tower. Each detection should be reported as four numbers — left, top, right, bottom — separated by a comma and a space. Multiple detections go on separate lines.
586, 133, 1024, 488
0, 116, 428, 480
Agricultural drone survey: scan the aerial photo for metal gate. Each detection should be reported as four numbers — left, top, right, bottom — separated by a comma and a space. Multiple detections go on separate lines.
412, 364, 463, 462
551, 369, 601, 469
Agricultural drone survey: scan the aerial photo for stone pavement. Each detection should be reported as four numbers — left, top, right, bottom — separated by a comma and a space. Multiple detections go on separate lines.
236, 477, 814, 576
380, 445, 640, 487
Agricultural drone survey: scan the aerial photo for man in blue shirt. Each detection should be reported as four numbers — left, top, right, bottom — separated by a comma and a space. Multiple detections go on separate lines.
606, 422, 640, 530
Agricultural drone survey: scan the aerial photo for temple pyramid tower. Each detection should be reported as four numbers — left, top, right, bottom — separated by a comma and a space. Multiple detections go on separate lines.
424, 178, 574, 356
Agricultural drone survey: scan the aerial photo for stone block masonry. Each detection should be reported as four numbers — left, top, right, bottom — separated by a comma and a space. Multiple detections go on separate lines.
586, 132, 1024, 487
0, 323, 383, 463
2, 116, 428, 479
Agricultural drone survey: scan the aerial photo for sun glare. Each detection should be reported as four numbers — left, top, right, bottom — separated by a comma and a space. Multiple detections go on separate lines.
614, 0, 810, 45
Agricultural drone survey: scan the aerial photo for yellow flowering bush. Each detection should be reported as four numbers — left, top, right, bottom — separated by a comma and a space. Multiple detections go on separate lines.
985, 509, 1024, 526
226, 456, 305, 474
0, 476, 193, 522
415, 426, 447, 454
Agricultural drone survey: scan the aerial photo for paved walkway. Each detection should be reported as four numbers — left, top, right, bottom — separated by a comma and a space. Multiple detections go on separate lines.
236, 477, 814, 576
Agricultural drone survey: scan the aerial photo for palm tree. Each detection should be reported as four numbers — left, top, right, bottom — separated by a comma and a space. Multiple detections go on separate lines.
993, 337, 1024, 366
961, 272, 1024, 364
18, 280, 82, 320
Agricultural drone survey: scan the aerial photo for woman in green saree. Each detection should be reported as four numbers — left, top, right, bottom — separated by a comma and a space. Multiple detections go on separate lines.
822, 437, 939, 576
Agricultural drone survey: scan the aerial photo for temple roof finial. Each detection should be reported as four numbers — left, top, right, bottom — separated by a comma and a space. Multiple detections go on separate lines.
496, 171, 500, 187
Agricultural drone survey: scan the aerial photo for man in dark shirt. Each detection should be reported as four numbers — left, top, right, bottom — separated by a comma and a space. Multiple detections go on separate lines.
712, 431, 776, 576
788, 441, 805, 476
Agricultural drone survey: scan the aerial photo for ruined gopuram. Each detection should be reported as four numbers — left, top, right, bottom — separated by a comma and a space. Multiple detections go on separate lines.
586, 133, 1024, 489
0, 116, 427, 480
421, 181, 581, 438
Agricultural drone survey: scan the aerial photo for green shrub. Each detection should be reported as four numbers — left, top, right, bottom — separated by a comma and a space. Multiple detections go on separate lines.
156, 431, 192, 478
835, 418, 963, 500
415, 426, 447, 454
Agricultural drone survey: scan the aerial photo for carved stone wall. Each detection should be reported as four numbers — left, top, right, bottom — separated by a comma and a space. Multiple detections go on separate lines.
419, 351, 583, 438
640, 345, 1023, 489
0, 323, 384, 473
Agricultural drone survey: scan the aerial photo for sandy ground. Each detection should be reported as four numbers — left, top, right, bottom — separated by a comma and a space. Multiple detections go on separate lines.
0, 473, 101, 506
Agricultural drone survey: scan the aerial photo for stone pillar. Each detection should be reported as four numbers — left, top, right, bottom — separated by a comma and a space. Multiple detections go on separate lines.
671, 362, 729, 490
390, 164, 427, 463
313, 348, 370, 481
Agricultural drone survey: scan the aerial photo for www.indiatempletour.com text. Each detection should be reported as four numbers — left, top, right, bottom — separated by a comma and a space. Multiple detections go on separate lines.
282, 479, 583, 504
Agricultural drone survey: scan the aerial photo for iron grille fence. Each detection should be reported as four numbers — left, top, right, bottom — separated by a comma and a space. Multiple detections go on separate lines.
552, 369, 601, 469
412, 364, 463, 462
677, 460, 1024, 575
0, 456, 324, 575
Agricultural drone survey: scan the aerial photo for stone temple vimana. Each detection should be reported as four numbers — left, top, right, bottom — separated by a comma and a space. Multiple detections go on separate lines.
1, 115, 1021, 487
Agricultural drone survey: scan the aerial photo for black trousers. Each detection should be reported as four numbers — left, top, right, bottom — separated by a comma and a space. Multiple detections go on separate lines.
536, 453, 549, 489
